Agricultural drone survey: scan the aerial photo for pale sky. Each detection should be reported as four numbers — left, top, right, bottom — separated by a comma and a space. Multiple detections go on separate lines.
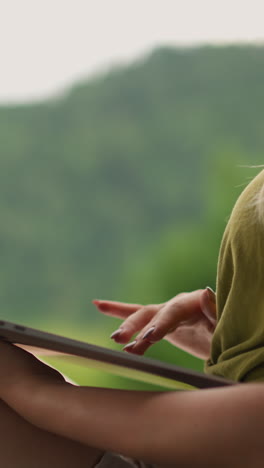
1, 0, 264, 103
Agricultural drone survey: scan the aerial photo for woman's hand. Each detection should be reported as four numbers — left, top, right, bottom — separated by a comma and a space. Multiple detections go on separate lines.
93, 288, 216, 359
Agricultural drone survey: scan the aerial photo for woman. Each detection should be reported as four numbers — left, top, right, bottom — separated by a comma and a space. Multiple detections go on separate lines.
1, 169, 264, 468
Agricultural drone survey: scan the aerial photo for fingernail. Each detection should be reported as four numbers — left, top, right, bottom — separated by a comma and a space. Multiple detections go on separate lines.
95, 302, 109, 311
123, 340, 137, 351
93, 300, 104, 307
142, 326, 155, 340
110, 329, 122, 339
206, 286, 216, 304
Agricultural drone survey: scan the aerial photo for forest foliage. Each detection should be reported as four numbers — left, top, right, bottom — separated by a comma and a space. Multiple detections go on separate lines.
0, 45, 263, 384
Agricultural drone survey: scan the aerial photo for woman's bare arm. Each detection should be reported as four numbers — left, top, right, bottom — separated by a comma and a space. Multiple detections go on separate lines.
4, 376, 264, 468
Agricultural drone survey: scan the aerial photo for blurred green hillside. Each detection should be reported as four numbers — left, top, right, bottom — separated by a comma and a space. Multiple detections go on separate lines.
0, 45, 263, 385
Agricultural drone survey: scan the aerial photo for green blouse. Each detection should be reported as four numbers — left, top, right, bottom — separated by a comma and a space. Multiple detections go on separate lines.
205, 169, 264, 382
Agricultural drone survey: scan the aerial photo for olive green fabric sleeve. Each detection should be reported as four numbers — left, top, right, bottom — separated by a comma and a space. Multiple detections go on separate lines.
205, 169, 264, 382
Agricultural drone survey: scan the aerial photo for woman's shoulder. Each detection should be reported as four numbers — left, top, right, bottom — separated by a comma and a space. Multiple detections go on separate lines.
226, 169, 264, 239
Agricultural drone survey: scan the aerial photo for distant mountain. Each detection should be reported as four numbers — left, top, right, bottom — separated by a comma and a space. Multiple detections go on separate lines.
0, 45, 262, 324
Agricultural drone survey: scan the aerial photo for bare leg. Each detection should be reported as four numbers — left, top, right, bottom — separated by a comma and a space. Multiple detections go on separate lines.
0, 398, 103, 468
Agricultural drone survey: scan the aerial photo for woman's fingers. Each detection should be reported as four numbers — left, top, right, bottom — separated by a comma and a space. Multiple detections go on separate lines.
93, 299, 161, 345
141, 299, 188, 341
122, 300, 185, 355
110, 306, 159, 344
94, 290, 217, 357
123, 338, 151, 355
92, 300, 142, 319
122, 290, 204, 355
